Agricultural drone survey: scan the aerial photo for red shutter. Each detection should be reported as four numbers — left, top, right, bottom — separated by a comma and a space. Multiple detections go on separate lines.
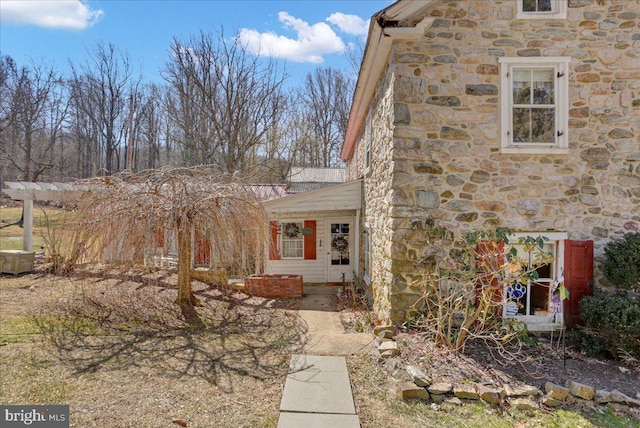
155, 227, 165, 248
476, 240, 505, 311
563, 240, 594, 327
194, 229, 211, 266
269, 221, 281, 260
304, 220, 316, 260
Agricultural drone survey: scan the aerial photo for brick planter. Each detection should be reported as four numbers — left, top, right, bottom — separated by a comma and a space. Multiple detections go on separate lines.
244, 274, 303, 298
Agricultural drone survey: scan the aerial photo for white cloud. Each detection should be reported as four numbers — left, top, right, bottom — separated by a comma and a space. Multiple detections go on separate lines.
0, 0, 104, 30
237, 11, 346, 64
326, 12, 368, 36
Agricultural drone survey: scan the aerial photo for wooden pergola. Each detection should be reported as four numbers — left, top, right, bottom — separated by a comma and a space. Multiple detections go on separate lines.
2, 181, 78, 252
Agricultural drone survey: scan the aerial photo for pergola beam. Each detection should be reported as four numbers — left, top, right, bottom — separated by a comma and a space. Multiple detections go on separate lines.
2, 181, 80, 252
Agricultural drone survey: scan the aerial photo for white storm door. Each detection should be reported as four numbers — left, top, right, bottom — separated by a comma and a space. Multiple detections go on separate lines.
327, 218, 354, 282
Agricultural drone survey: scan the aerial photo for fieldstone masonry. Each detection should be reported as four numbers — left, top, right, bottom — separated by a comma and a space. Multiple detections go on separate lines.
347, 0, 640, 323
376, 327, 640, 415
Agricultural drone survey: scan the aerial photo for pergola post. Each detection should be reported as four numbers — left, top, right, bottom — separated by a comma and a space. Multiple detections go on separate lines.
3, 181, 74, 253
23, 198, 33, 252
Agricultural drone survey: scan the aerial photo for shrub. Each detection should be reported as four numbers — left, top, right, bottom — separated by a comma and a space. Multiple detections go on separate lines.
578, 293, 640, 358
602, 232, 640, 291
406, 222, 557, 353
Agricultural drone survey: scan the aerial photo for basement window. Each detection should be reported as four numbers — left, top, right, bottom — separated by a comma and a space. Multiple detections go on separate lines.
504, 232, 566, 324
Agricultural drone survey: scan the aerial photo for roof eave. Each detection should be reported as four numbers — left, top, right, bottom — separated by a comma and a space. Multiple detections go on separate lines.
341, 0, 435, 162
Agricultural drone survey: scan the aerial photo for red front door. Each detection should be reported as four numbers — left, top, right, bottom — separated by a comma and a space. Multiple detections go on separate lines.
563, 240, 594, 327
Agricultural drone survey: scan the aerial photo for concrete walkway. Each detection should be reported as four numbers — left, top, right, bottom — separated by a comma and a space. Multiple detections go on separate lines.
277, 285, 373, 428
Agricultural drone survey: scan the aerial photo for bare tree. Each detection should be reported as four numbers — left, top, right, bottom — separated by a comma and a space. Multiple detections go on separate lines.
345, 38, 365, 77
67, 167, 268, 315
69, 42, 138, 175
297, 67, 351, 167
135, 83, 166, 170
163, 29, 288, 177
0, 56, 63, 181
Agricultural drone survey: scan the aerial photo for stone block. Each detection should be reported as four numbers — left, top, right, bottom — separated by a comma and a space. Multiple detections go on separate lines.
394, 103, 411, 125
573, 398, 596, 407
431, 393, 446, 403
477, 384, 505, 405
505, 384, 539, 397
510, 398, 538, 410
566, 380, 595, 400
454, 383, 479, 400
373, 325, 395, 336
378, 341, 400, 357
428, 382, 453, 395
607, 403, 630, 413
610, 390, 640, 407
545, 382, 569, 401
406, 365, 430, 387
399, 382, 430, 401
542, 396, 562, 407
376, 329, 394, 340
465, 84, 498, 96
595, 390, 613, 404
444, 397, 463, 406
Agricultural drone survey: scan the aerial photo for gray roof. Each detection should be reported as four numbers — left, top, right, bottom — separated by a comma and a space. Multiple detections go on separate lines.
289, 167, 346, 184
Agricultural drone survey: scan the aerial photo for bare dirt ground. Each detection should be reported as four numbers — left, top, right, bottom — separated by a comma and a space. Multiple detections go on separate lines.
337, 292, 640, 403
396, 331, 640, 400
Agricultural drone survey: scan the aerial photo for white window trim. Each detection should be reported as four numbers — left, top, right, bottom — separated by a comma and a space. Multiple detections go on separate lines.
499, 57, 571, 155
280, 221, 304, 259
517, 0, 567, 19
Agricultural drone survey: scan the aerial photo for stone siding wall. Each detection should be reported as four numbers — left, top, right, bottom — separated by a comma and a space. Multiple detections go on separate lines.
353, 0, 640, 323
362, 69, 399, 322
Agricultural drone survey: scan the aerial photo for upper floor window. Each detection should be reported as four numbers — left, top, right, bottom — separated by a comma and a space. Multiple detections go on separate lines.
517, 0, 567, 19
499, 57, 570, 155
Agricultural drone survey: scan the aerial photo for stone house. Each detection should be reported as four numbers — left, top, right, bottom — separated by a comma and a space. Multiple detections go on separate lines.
341, 0, 640, 330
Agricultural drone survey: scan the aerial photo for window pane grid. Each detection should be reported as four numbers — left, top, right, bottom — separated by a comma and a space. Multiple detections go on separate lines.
512, 67, 556, 145
523, 0, 552, 12
281, 222, 303, 258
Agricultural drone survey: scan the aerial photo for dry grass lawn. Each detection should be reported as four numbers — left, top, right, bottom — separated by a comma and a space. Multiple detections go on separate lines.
2, 268, 638, 428
0, 269, 304, 427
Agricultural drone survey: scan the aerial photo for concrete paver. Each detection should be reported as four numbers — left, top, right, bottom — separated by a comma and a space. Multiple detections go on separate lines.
277, 413, 360, 428
278, 285, 369, 428
280, 355, 356, 415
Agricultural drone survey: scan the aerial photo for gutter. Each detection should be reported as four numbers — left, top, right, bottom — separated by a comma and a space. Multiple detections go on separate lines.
340, 0, 434, 162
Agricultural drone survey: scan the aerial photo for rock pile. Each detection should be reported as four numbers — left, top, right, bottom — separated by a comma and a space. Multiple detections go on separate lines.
372, 326, 640, 416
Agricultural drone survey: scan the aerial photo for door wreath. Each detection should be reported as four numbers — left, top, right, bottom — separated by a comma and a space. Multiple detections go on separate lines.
332, 236, 349, 252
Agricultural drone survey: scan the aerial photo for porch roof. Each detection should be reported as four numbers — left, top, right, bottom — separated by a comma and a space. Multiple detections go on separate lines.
263, 180, 362, 215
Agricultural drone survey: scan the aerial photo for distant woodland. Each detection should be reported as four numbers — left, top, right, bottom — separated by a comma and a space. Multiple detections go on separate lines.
0, 28, 356, 184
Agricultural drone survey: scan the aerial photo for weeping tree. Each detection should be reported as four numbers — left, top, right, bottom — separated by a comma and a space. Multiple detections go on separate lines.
67, 166, 268, 309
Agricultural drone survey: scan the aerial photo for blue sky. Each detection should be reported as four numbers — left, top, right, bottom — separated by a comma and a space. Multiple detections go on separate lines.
0, 0, 392, 85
